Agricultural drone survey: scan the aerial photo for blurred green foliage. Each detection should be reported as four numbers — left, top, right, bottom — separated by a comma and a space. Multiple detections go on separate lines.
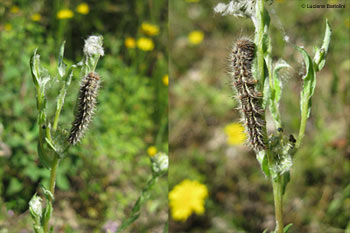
0, 0, 168, 232
169, 0, 349, 233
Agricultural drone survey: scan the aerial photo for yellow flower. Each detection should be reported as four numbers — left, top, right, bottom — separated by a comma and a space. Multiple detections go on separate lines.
141, 23, 159, 36
76, 3, 89, 15
57, 9, 74, 19
4, 23, 12, 31
224, 123, 247, 145
10, 6, 19, 13
137, 37, 154, 51
188, 30, 204, 45
169, 179, 208, 221
147, 146, 157, 157
31, 13, 42, 22
125, 37, 136, 49
162, 74, 169, 86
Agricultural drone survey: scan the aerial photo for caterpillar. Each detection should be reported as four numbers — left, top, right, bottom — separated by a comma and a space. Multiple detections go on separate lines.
230, 39, 266, 151
68, 72, 100, 145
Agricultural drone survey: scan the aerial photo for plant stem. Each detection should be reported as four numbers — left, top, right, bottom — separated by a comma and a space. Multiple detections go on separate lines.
52, 105, 62, 132
272, 176, 284, 233
255, 1, 285, 232
296, 101, 308, 149
265, 149, 284, 232
43, 156, 60, 233
116, 173, 159, 233
49, 157, 59, 200
256, 4, 265, 88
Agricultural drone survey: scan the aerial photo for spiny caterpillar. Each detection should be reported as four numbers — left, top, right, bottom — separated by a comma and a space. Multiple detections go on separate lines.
230, 39, 266, 151
68, 72, 100, 145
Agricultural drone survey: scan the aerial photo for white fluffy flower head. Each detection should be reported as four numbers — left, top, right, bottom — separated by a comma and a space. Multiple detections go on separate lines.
152, 152, 169, 173
214, 0, 255, 17
84, 35, 104, 57
29, 195, 43, 217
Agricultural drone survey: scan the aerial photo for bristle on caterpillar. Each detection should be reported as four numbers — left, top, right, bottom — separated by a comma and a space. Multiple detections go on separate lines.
68, 72, 100, 145
230, 39, 266, 151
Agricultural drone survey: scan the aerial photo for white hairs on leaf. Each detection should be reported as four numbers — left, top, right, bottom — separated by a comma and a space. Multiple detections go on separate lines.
214, 0, 255, 18
84, 35, 104, 57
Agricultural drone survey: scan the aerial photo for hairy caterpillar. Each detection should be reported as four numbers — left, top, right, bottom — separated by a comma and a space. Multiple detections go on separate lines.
68, 72, 100, 145
230, 39, 266, 151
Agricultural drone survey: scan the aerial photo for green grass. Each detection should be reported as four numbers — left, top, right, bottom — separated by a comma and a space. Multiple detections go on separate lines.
169, 0, 349, 232
0, 1, 168, 232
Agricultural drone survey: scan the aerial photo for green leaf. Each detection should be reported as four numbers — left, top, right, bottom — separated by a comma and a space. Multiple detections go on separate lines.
31, 49, 52, 168
29, 194, 44, 233
116, 213, 141, 233
65, 66, 75, 85
313, 19, 332, 72
30, 49, 40, 88
272, 60, 289, 104
41, 199, 53, 229
281, 171, 290, 195
295, 46, 316, 119
256, 150, 270, 177
37, 142, 51, 169
263, 74, 270, 109
58, 41, 66, 78
269, 60, 289, 128
283, 223, 293, 233
262, 32, 270, 55
45, 137, 57, 153
41, 186, 54, 201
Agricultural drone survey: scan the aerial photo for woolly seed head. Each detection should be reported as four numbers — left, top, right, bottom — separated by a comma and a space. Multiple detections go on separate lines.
84, 35, 104, 57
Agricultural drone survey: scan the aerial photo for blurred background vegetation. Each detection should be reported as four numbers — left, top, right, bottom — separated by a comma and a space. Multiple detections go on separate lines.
0, 0, 168, 232
169, 0, 349, 232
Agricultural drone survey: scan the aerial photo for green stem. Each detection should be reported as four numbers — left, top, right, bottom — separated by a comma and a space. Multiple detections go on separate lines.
43, 156, 60, 233
256, 0, 266, 88
265, 146, 284, 232
255, 1, 285, 232
49, 157, 59, 200
296, 101, 308, 149
116, 173, 159, 233
272, 176, 284, 233
52, 105, 62, 132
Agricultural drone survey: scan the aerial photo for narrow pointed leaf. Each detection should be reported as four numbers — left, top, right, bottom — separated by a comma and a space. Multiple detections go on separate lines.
58, 41, 66, 78
295, 46, 316, 118
313, 19, 332, 72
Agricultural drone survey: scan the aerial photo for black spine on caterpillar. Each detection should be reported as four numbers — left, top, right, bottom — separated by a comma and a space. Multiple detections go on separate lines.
230, 39, 266, 151
68, 72, 100, 145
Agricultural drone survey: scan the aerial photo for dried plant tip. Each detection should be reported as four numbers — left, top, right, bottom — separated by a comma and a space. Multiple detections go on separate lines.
68, 72, 100, 145
230, 39, 266, 151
